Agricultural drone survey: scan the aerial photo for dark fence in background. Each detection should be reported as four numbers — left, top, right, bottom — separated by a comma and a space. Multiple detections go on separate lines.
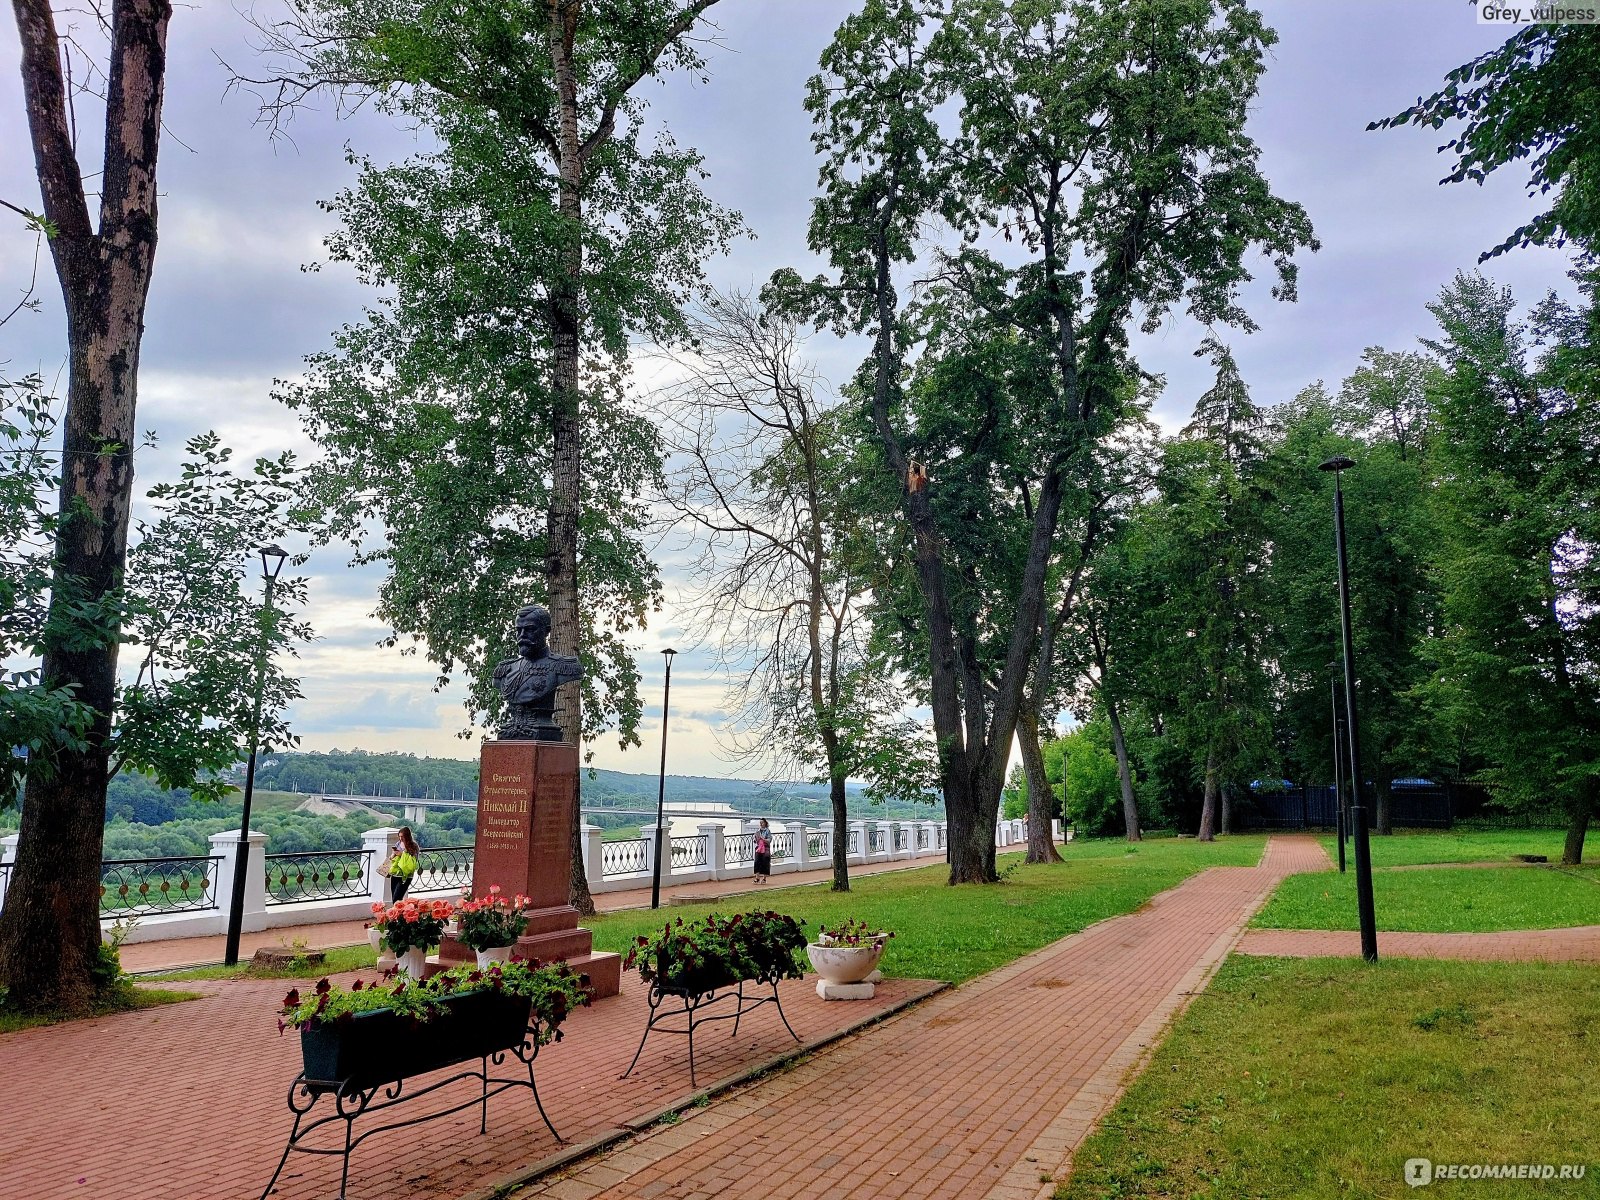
1238, 782, 1569, 832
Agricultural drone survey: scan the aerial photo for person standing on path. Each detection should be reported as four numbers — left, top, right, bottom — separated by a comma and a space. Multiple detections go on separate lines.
753, 819, 772, 885
383, 826, 421, 902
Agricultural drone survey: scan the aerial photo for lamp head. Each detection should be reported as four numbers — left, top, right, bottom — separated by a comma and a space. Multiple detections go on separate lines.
259, 544, 289, 581
662, 647, 677, 661
1318, 455, 1356, 474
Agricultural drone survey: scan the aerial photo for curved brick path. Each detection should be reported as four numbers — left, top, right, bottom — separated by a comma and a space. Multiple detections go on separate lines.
503, 836, 1333, 1200
1238, 924, 1600, 962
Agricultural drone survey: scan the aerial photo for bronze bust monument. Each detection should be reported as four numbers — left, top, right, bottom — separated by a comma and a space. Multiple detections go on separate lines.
492, 603, 582, 741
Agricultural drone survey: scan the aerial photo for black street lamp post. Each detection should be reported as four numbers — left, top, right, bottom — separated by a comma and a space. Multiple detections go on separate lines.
650, 648, 676, 910
1319, 457, 1378, 961
1330, 673, 1347, 874
224, 544, 289, 966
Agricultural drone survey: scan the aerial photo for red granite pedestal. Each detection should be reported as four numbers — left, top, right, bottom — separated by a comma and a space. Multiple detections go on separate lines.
436, 739, 621, 998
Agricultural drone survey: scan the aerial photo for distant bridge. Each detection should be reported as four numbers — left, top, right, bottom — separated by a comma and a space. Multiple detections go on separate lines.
308, 794, 824, 828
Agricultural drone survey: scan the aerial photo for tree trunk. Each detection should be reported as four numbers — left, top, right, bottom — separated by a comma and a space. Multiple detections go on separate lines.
1220, 781, 1233, 836
1105, 694, 1141, 841
1197, 746, 1219, 841
1562, 790, 1592, 866
546, 0, 593, 916
943, 764, 1002, 883
1373, 775, 1393, 836
0, 0, 171, 1015
1018, 705, 1062, 864
828, 770, 850, 891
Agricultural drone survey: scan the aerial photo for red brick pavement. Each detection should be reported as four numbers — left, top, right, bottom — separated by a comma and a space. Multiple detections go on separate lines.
0, 964, 940, 1200
503, 836, 1333, 1200
1238, 924, 1600, 962
119, 855, 979, 974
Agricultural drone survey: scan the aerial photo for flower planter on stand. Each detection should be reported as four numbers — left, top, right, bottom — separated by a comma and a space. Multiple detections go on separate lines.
476, 945, 514, 969
806, 941, 886, 1000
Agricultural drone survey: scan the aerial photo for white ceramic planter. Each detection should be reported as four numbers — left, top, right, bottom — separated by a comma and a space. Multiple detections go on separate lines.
367, 927, 384, 954
397, 947, 427, 978
806, 941, 886, 985
475, 945, 514, 969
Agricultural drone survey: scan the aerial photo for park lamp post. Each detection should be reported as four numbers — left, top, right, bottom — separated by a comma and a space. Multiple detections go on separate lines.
1329, 668, 1347, 874
650, 648, 677, 910
1319, 457, 1378, 961
224, 544, 289, 966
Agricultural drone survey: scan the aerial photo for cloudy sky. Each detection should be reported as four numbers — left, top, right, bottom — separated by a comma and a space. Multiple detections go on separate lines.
0, 1, 1582, 779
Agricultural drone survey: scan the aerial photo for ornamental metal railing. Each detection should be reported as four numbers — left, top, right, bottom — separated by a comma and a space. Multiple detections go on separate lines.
725, 831, 756, 866
601, 837, 649, 877
670, 834, 709, 869
916, 825, 930, 850
936, 825, 947, 849
264, 849, 370, 906
415, 844, 473, 894
870, 828, 887, 854
100, 855, 222, 916
771, 831, 794, 860
847, 829, 861, 856
807, 831, 829, 860
893, 826, 909, 851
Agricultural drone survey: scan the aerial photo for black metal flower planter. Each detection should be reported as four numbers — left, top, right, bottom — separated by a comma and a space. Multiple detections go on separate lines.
620, 975, 801, 1088
260, 990, 560, 1200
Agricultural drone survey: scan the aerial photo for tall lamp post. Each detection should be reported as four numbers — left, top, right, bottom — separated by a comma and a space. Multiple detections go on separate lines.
650, 648, 677, 910
224, 544, 289, 966
1319, 457, 1378, 961
1330, 672, 1346, 873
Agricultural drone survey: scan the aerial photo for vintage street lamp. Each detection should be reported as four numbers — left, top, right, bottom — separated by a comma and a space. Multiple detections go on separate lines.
650, 648, 677, 910
1319, 457, 1378, 961
224, 544, 289, 966
1330, 671, 1347, 873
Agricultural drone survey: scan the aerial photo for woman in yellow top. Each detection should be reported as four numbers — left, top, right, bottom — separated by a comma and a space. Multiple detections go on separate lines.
386, 826, 421, 903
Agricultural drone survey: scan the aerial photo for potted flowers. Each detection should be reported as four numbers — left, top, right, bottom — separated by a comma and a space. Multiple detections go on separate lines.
373, 897, 455, 977
807, 919, 893, 996
456, 885, 533, 968
278, 959, 589, 1092
624, 910, 808, 998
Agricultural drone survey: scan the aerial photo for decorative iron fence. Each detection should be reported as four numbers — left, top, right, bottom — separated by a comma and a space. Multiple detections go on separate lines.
415, 845, 473, 893
916, 825, 929, 850
870, 827, 887, 855
671, 834, 709, 869
807, 831, 829, 860
936, 825, 946, 849
264, 850, 370, 906
893, 826, 909, 851
101, 855, 221, 916
1235, 781, 1557, 832
771, 831, 794, 860
602, 838, 649, 877
0, 860, 10, 900
848, 829, 861, 856
725, 832, 756, 866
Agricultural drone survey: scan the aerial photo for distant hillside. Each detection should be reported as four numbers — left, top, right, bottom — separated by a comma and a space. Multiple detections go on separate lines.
248, 749, 927, 821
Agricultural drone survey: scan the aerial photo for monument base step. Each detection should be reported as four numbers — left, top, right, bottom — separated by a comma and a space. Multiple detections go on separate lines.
568, 950, 622, 1000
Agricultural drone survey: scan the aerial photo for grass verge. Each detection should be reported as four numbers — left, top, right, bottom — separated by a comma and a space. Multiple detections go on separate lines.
150, 942, 379, 982
588, 835, 1265, 985
1254, 864, 1599, 933
1060, 956, 1599, 1200
0, 985, 201, 1035
1317, 828, 1574, 867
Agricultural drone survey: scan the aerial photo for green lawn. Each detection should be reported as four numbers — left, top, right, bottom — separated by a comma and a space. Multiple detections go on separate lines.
1319, 827, 1573, 867
1060, 955, 1600, 1200
152, 943, 380, 982
1254, 864, 1599, 933
587, 835, 1265, 985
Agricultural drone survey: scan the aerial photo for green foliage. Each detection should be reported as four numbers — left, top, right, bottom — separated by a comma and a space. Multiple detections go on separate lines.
622, 910, 808, 995
1371, 24, 1600, 258
1059, 722, 1123, 836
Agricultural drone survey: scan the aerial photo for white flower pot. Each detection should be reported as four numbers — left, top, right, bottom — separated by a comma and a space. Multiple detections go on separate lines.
368, 928, 384, 955
475, 945, 515, 969
398, 947, 427, 978
806, 941, 886, 985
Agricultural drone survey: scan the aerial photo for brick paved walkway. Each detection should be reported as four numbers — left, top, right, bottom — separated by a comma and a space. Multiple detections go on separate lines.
503, 836, 1332, 1200
0, 963, 941, 1199
121, 854, 968, 974
1238, 924, 1600, 962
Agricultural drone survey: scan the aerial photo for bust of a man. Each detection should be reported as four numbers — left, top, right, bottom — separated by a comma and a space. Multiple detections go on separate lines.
491, 603, 582, 741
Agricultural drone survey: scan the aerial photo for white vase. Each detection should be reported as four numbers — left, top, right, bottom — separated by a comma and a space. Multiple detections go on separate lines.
806, 941, 886, 985
367, 927, 384, 955
398, 947, 427, 978
475, 945, 514, 969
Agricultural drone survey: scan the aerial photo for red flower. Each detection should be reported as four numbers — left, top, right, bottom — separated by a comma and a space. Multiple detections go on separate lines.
282, 988, 301, 1008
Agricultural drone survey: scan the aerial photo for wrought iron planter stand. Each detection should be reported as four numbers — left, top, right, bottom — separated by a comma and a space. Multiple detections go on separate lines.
620, 978, 801, 1087
260, 997, 559, 1199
